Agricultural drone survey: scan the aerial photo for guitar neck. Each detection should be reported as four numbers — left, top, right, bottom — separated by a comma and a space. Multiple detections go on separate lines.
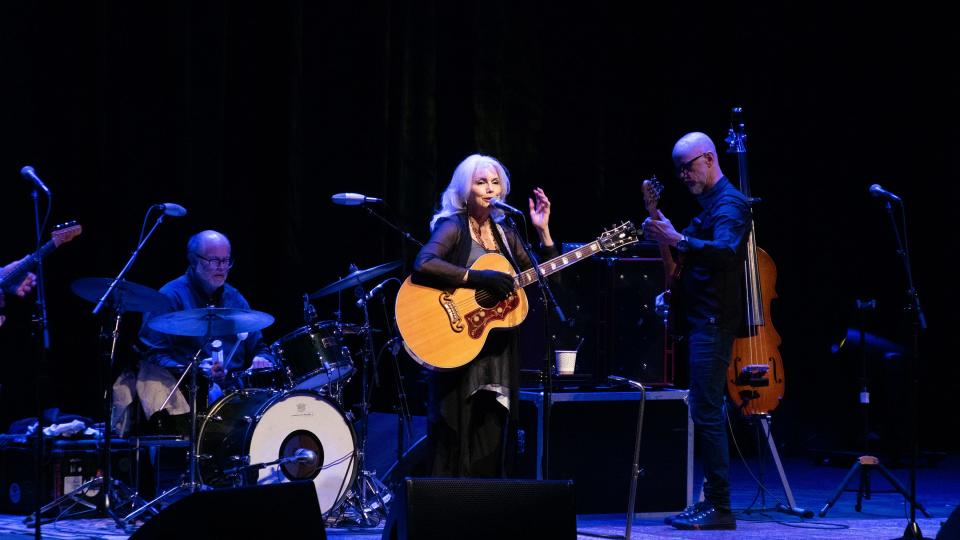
646, 206, 677, 281
0, 240, 55, 292
513, 241, 603, 288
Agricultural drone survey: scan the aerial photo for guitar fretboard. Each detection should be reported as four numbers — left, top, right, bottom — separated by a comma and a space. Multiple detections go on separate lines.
514, 241, 602, 288
0, 241, 55, 292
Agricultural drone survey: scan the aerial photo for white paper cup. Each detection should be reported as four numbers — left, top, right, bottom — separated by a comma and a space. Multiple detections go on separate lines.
555, 350, 577, 375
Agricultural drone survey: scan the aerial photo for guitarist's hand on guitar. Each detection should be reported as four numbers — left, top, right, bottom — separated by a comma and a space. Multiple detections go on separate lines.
654, 291, 670, 320
465, 269, 515, 300
0, 258, 36, 328
642, 210, 682, 247
1, 257, 37, 297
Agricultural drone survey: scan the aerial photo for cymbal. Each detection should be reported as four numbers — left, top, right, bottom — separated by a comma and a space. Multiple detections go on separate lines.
71, 277, 168, 313
147, 307, 275, 337
309, 260, 401, 300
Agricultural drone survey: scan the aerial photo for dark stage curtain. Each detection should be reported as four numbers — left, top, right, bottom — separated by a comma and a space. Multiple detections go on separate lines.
0, 1, 955, 453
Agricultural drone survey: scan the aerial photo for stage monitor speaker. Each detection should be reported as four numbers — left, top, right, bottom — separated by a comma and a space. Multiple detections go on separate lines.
938, 504, 960, 540
382, 477, 576, 540
130, 481, 325, 539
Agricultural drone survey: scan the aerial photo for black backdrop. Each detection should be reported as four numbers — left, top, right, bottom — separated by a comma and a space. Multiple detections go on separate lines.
1, 1, 955, 455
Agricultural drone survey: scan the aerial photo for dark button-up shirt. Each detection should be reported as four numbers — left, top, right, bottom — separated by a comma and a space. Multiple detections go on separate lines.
139, 268, 273, 371
675, 176, 752, 334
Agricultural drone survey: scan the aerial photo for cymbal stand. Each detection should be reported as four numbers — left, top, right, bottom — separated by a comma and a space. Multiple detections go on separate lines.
120, 343, 210, 528
27, 297, 148, 528
327, 278, 392, 527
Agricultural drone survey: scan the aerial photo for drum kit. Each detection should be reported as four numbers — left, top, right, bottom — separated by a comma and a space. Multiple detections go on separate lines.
47, 260, 402, 529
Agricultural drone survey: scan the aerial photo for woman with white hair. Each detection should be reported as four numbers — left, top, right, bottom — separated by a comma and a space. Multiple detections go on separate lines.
413, 153, 557, 477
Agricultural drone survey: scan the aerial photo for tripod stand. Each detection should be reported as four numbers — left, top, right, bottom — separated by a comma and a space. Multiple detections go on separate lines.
739, 412, 813, 518
819, 299, 929, 519
30, 279, 168, 527
325, 274, 394, 527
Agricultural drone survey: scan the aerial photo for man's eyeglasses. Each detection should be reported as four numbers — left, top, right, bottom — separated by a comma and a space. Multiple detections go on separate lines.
676, 152, 708, 176
195, 255, 234, 269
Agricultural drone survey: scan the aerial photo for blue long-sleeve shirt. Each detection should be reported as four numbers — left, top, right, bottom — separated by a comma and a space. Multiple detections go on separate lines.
675, 176, 752, 334
138, 268, 273, 371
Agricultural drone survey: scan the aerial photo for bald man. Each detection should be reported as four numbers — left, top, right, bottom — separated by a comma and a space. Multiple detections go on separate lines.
136, 230, 274, 434
643, 132, 751, 530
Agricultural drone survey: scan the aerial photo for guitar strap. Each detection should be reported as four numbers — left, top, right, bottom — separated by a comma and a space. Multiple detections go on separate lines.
493, 221, 522, 274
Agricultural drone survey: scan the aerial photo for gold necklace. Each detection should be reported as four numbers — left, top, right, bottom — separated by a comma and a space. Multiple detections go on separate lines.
469, 216, 493, 250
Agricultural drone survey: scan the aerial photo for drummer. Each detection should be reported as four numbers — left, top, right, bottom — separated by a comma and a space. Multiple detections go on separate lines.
137, 230, 275, 434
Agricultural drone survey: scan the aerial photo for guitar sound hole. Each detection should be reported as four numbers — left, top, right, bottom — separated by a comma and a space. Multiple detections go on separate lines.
475, 289, 503, 309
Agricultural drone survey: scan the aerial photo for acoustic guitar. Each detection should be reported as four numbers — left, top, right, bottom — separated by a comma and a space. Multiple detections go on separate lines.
395, 222, 638, 370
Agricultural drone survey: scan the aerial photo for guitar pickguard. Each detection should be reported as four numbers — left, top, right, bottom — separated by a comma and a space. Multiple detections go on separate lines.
463, 293, 520, 339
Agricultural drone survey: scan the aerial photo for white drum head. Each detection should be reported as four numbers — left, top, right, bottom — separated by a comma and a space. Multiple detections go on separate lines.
248, 391, 357, 514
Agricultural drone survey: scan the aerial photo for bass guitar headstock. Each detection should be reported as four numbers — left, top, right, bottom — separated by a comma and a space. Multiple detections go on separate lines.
641, 175, 663, 219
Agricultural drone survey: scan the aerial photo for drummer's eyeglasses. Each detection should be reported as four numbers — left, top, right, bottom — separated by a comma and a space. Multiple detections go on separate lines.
196, 255, 234, 269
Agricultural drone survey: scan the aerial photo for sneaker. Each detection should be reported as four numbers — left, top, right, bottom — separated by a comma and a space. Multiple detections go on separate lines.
664, 501, 708, 525
671, 503, 736, 530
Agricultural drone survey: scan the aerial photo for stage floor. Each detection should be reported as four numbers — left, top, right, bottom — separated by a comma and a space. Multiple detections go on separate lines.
1, 454, 955, 539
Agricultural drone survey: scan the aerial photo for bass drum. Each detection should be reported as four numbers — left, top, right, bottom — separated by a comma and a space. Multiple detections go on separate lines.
198, 389, 358, 515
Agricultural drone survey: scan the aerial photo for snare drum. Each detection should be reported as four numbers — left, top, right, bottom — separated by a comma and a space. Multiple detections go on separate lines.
230, 367, 290, 390
198, 389, 358, 515
272, 322, 356, 391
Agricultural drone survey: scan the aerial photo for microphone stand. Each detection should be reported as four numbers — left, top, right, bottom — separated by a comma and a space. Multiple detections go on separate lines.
85, 206, 172, 529
503, 215, 566, 480
607, 375, 647, 540
93, 207, 168, 316
881, 200, 929, 540
30, 184, 49, 540
360, 205, 424, 248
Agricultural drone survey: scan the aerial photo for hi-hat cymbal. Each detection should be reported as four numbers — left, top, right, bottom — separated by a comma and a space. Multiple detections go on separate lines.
71, 277, 168, 313
147, 307, 275, 337
309, 260, 401, 300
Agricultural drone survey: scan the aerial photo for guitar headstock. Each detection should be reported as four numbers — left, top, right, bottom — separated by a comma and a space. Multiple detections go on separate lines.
641, 176, 663, 218
51, 221, 82, 247
598, 221, 639, 252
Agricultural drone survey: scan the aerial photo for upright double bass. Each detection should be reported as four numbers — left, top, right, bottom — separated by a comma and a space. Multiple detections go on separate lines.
725, 108, 785, 416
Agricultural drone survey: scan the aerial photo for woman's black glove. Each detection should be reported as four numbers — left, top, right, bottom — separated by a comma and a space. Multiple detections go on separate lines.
465, 269, 515, 299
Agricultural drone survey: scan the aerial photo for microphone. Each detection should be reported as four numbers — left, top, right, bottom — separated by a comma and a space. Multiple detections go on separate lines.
490, 198, 524, 216
356, 278, 392, 307
276, 448, 319, 467
155, 202, 188, 216
869, 184, 901, 203
20, 166, 50, 193
331, 193, 383, 206
293, 448, 319, 466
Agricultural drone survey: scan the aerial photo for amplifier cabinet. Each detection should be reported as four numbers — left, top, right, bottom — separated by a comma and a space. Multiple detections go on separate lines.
516, 389, 692, 515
